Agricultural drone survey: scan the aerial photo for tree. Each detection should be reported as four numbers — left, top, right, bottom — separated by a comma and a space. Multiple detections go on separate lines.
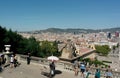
0, 26, 7, 51
39, 41, 60, 57
25, 37, 41, 56
17, 38, 28, 54
51, 41, 61, 56
0, 26, 60, 58
3, 29, 23, 53
95, 45, 111, 56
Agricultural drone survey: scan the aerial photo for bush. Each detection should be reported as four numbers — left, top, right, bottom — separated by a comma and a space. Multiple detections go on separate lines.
102, 60, 112, 63
95, 45, 111, 56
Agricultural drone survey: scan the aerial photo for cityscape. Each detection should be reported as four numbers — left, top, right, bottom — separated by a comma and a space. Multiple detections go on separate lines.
0, 27, 120, 78
0, 0, 120, 78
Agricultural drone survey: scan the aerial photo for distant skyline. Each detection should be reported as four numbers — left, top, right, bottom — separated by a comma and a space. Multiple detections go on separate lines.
0, 0, 120, 31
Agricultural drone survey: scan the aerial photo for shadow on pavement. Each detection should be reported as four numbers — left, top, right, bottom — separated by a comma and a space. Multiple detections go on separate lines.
55, 70, 62, 74
41, 71, 50, 77
41, 70, 62, 78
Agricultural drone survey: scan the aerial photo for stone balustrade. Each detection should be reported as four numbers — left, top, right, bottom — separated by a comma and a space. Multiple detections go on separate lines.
17, 54, 120, 78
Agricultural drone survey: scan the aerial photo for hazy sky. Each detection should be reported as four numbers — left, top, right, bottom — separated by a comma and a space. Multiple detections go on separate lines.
0, 0, 120, 31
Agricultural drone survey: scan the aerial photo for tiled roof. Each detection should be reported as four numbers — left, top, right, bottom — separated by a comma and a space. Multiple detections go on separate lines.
78, 47, 94, 56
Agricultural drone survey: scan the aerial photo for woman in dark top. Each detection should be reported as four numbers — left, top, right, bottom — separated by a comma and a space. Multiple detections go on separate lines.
49, 62, 55, 77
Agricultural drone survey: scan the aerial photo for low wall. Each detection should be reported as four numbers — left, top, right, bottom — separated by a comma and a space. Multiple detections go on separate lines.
17, 54, 120, 78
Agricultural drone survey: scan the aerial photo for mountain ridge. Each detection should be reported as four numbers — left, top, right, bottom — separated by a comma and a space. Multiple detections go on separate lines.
22, 27, 120, 34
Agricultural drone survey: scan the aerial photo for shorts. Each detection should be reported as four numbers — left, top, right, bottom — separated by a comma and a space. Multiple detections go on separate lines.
81, 69, 85, 73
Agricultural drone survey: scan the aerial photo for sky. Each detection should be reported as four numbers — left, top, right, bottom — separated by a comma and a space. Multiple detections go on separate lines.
0, 0, 120, 31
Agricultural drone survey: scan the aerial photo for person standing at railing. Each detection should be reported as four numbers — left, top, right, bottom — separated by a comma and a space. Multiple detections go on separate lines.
104, 69, 113, 78
73, 60, 79, 76
14, 54, 20, 67
104, 66, 113, 78
27, 53, 31, 65
10, 54, 14, 68
95, 68, 100, 78
84, 67, 91, 78
80, 61, 86, 78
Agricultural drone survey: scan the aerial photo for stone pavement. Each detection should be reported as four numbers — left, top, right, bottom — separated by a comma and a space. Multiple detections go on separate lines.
0, 61, 97, 78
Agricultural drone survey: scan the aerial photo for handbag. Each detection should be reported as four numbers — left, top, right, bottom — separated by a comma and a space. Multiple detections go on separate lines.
51, 70, 54, 75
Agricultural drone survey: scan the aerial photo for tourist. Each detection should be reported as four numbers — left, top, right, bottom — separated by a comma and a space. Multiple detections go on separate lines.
104, 66, 113, 78
14, 54, 19, 67
104, 69, 113, 78
10, 54, 14, 68
73, 60, 79, 76
0, 55, 2, 66
49, 61, 55, 78
84, 67, 91, 78
1, 54, 6, 65
0, 56, 2, 72
80, 61, 86, 78
95, 68, 100, 78
27, 53, 31, 65
74, 66, 79, 76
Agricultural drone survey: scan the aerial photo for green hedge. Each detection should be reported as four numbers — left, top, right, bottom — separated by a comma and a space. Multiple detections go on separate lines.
102, 60, 112, 63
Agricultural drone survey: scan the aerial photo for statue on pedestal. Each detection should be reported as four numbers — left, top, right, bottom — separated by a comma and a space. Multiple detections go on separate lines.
4, 45, 12, 64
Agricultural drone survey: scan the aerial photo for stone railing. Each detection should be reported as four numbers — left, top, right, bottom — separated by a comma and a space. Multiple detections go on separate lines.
18, 54, 50, 65
17, 54, 120, 78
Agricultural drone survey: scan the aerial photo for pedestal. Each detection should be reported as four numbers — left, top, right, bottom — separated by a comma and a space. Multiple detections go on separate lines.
4, 45, 12, 64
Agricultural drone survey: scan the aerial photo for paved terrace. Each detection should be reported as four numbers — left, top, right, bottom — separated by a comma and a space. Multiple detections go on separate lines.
0, 61, 95, 78
1, 55, 120, 78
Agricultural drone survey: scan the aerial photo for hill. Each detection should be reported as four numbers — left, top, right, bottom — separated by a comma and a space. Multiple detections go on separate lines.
24, 27, 120, 34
